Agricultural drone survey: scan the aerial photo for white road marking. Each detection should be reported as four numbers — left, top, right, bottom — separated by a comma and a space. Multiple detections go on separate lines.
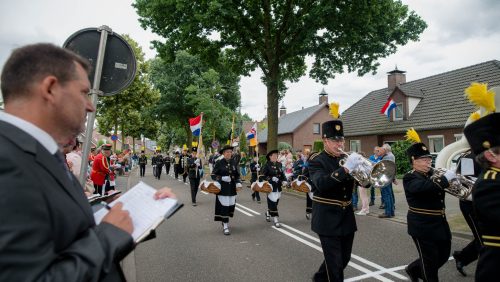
345, 266, 407, 281
184, 183, 189, 185
280, 224, 407, 280
235, 203, 261, 215
235, 207, 254, 217
272, 226, 393, 282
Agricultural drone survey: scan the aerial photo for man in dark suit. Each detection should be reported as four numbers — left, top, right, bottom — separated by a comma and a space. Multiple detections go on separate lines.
308, 119, 363, 281
0, 43, 175, 281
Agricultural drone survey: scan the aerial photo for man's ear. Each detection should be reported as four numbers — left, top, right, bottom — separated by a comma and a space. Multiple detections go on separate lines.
39, 76, 59, 102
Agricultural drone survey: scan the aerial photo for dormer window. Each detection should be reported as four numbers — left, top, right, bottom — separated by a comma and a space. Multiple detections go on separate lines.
394, 103, 404, 121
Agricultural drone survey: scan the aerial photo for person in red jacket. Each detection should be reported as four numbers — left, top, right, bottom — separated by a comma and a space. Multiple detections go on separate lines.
91, 144, 112, 195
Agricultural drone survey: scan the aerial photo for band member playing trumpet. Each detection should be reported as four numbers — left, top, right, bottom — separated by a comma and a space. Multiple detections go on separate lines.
464, 112, 500, 281
403, 128, 454, 282
262, 149, 286, 227
211, 145, 242, 235
308, 119, 364, 282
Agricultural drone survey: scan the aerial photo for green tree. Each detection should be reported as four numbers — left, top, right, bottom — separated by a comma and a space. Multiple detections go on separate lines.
134, 0, 427, 151
96, 34, 159, 151
149, 51, 240, 148
392, 140, 412, 176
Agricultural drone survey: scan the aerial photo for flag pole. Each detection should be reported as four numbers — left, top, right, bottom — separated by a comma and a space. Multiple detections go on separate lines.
198, 112, 203, 151
230, 113, 235, 144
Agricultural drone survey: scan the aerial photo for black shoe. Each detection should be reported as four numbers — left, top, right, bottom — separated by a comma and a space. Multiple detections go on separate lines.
369, 201, 374, 206
453, 251, 467, 277
379, 204, 385, 209
257, 200, 261, 204
405, 266, 418, 282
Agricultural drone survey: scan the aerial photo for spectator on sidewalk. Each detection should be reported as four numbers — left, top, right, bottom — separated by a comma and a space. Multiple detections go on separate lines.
369, 146, 382, 206
378, 144, 396, 218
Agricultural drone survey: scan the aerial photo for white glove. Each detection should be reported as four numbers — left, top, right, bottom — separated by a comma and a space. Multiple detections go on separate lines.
344, 152, 363, 172
214, 182, 221, 189
255, 164, 260, 169
282, 181, 288, 186
221, 176, 231, 183
236, 183, 242, 188
194, 159, 200, 165
272, 177, 279, 182
443, 169, 456, 181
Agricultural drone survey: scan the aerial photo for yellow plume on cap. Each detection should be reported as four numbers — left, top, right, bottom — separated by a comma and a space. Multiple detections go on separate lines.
469, 112, 481, 122
405, 128, 421, 143
464, 82, 496, 113
329, 102, 340, 119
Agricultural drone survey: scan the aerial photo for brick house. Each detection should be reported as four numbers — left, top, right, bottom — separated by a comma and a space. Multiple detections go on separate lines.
342, 60, 500, 155
257, 89, 332, 154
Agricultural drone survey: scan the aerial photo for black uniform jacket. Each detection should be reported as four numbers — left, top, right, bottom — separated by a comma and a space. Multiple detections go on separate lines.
211, 158, 241, 196
164, 155, 171, 165
473, 167, 500, 249
188, 157, 202, 179
403, 169, 451, 241
262, 161, 286, 192
139, 155, 147, 165
151, 155, 157, 165
155, 154, 164, 166
308, 150, 357, 236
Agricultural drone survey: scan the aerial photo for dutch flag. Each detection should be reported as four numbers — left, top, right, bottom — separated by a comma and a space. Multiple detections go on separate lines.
380, 99, 397, 119
189, 115, 202, 136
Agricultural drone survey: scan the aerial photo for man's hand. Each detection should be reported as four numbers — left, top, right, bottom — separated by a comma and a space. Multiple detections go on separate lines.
154, 187, 177, 200
102, 202, 133, 234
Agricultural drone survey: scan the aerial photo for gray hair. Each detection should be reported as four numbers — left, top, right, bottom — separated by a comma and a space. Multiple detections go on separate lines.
382, 143, 392, 152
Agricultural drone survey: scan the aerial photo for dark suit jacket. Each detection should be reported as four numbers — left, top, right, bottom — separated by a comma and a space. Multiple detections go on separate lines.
0, 121, 134, 281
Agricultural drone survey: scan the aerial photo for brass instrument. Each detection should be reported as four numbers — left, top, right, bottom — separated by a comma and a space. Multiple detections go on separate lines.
339, 149, 396, 188
429, 168, 475, 200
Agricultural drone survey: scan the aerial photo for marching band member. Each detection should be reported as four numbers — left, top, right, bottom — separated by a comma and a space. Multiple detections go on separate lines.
155, 149, 164, 180
463, 112, 500, 281
90, 144, 113, 195
308, 119, 361, 282
139, 151, 147, 177
151, 152, 157, 178
403, 128, 453, 282
173, 151, 181, 179
451, 150, 482, 277
249, 156, 261, 203
181, 148, 190, 183
188, 147, 202, 206
262, 149, 286, 227
164, 153, 172, 175
211, 145, 242, 235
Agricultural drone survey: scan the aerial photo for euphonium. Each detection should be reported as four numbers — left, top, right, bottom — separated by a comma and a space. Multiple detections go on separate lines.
339, 149, 396, 188
430, 168, 475, 200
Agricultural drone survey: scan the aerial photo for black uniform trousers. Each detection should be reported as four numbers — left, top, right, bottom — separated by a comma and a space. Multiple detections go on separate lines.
139, 164, 146, 177
214, 196, 235, 223
165, 163, 171, 175
152, 165, 157, 177
313, 233, 355, 282
406, 237, 451, 282
182, 172, 188, 183
189, 177, 200, 204
174, 164, 179, 179
155, 164, 163, 179
267, 198, 279, 217
454, 200, 481, 266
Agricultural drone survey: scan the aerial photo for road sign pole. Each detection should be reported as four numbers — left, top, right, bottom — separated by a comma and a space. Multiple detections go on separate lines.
78, 25, 112, 187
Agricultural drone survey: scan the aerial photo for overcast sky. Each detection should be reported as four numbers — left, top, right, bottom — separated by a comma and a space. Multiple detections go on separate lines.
1, 0, 499, 120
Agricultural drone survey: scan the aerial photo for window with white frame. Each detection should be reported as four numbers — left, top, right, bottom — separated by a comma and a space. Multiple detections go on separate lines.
350, 140, 361, 152
393, 103, 404, 120
428, 135, 444, 153
454, 134, 463, 142
313, 123, 320, 134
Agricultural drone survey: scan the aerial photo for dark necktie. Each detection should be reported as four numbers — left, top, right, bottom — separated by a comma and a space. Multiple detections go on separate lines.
53, 151, 74, 181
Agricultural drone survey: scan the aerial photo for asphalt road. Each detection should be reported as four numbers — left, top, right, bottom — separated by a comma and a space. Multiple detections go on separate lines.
118, 167, 477, 282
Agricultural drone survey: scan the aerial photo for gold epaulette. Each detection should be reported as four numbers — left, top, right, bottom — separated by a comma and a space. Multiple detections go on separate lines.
309, 152, 320, 161
484, 167, 500, 180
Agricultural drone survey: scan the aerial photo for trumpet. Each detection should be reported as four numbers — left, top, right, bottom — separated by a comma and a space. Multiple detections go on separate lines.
338, 149, 396, 188
429, 167, 475, 200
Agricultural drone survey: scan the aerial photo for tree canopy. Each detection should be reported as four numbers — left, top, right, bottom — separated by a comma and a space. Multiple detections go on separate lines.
134, 0, 427, 151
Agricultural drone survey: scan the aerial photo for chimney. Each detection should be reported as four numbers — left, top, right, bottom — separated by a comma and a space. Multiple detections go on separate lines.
319, 88, 328, 104
387, 66, 406, 91
279, 103, 287, 117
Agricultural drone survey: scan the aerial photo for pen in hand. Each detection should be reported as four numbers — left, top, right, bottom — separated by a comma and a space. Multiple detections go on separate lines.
100, 202, 112, 210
